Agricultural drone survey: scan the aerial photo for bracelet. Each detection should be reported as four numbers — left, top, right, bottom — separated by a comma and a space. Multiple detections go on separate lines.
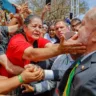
18, 75, 24, 83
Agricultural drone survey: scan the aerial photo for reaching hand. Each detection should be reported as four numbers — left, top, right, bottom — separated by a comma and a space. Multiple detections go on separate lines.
21, 66, 44, 83
24, 64, 45, 79
13, 14, 23, 27
21, 84, 34, 93
42, 3, 51, 13
20, 3, 28, 14
59, 34, 86, 54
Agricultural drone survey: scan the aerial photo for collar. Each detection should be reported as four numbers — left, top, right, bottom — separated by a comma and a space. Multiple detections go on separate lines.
75, 51, 96, 75
81, 51, 96, 62
67, 54, 74, 62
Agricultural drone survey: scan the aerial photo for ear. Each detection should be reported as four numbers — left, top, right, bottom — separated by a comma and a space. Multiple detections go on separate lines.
23, 25, 27, 31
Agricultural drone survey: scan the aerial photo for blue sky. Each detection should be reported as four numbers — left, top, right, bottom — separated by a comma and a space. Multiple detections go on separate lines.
78, 0, 96, 20
85, 0, 96, 9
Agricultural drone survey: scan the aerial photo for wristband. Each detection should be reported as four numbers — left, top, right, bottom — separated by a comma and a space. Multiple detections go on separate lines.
18, 75, 24, 83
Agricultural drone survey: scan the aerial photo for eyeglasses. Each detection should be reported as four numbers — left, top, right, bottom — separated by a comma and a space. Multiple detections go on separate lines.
71, 22, 81, 27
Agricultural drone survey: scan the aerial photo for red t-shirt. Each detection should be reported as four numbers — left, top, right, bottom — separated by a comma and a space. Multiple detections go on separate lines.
0, 34, 50, 77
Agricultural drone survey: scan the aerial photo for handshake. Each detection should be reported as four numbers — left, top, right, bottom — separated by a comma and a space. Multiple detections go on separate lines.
20, 64, 44, 84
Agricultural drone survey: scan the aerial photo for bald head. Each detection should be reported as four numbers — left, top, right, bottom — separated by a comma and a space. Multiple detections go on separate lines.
84, 7, 96, 30
75, 7, 96, 46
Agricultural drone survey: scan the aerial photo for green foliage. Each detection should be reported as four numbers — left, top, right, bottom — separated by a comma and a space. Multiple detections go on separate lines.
14, 0, 89, 22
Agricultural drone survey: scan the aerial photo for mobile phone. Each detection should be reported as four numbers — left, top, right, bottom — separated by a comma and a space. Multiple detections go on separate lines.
46, 0, 51, 5
64, 32, 75, 40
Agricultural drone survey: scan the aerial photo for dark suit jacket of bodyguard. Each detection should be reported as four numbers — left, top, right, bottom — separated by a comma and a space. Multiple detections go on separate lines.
58, 52, 96, 96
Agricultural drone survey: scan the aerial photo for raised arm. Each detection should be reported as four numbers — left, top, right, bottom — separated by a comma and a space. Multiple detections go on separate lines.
41, 4, 51, 21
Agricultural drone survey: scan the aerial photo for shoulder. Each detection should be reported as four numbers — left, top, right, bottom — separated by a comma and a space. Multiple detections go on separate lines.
10, 34, 26, 42
8, 34, 30, 47
38, 37, 50, 42
38, 37, 50, 48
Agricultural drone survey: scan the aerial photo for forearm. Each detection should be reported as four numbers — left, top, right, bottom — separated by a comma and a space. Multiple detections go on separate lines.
7, 59, 24, 75
24, 44, 62, 62
8, 24, 19, 34
41, 11, 45, 21
0, 54, 24, 75
0, 76, 21, 94
8, 64, 24, 75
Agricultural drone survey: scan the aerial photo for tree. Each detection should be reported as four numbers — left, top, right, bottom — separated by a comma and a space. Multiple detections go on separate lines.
9, 0, 89, 22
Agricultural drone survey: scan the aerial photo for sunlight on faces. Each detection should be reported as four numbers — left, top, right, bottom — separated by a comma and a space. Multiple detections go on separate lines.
77, 16, 94, 45
55, 21, 69, 39
25, 18, 43, 40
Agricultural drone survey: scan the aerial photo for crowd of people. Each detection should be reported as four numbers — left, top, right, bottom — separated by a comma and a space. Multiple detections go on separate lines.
0, 1, 96, 96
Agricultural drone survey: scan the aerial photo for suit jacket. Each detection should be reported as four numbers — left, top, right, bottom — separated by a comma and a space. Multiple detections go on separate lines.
58, 52, 96, 96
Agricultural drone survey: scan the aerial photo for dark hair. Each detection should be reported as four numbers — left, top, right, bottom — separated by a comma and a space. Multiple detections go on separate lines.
54, 19, 63, 25
49, 23, 55, 30
71, 18, 81, 25
13, 14, 42, 41
24, 14, 42, 25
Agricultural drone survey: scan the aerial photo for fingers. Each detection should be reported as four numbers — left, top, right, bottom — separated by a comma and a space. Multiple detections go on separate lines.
13, 14, 23, 26
59, 37, 86, 54
68, 49, 86, 54
32, 68, 43, 77
21, 66, 44, 83
64, 44, 86, 47
71, 34, 78, 40
24, 64, 35, 69
60, 35, 65, 45
34, 69, 44, 81
25, 67, 34, 72
61, 46, 86, 54
64, 45, 86, 51
46, 3, 51, 6
21, 84, 34, 93
24, 64, 41, 72
29, 68, 44, 81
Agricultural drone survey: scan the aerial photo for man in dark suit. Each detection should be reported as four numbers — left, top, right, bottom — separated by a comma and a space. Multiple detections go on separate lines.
58, 7, 96, 96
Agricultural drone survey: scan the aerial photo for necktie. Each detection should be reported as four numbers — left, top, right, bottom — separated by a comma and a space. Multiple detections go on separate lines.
63, 60, 81, 96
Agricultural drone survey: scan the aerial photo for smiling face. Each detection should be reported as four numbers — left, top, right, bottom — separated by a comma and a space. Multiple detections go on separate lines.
24, 17, 43, 41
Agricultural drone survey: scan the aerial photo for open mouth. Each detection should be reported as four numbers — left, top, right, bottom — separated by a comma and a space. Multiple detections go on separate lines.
33, 32, 40, 37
